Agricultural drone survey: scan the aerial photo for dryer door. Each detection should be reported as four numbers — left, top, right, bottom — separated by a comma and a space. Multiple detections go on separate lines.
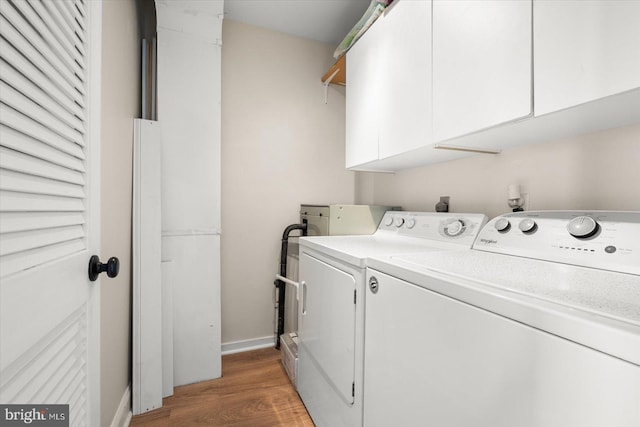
298, 252, 356, 405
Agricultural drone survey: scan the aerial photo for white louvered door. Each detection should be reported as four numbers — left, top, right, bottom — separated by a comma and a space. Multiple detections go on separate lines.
0, 0, 101, 425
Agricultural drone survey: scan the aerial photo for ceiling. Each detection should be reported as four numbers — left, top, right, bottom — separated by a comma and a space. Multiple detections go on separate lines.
223, 0, 372, 46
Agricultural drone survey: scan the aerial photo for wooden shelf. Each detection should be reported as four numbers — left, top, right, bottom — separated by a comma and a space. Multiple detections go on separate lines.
321, 55, 346, 86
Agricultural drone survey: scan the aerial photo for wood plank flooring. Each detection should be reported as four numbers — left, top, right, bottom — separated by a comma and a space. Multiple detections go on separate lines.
130, 348, 314, 426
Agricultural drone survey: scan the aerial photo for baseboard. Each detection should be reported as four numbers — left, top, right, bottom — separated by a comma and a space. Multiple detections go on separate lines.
110, 384, 133, 427
221, 336, 274, 355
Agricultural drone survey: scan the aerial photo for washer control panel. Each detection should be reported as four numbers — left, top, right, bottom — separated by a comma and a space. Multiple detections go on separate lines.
474, 211, 640, 275
378, 212, 489, 246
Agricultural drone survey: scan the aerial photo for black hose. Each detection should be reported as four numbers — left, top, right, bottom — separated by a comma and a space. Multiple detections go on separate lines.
274, 222, 307, 349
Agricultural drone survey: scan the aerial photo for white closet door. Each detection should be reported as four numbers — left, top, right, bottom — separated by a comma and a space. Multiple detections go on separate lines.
0, 1, 102, 425
155, 0, 223, 387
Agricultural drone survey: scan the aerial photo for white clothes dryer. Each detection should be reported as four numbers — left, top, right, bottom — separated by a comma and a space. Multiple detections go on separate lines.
364, 211, 640, 427
296, 211, 488, 427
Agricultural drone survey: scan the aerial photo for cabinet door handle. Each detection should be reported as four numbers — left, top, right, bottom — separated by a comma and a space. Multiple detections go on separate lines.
301, 281, 308, 315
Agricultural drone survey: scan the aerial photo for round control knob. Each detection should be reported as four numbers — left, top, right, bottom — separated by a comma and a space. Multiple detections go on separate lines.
444, 220, 465, 237
494, 218, 511, 232
406, 218, 416, 229
384, 216, 393, 226
567, 216, 599, 238
394, 217, 405, 228
518, 218, 537, 233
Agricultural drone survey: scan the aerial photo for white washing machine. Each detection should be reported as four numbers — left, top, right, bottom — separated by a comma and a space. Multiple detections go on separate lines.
296, 211, 489, 427
364, 211, 640, 427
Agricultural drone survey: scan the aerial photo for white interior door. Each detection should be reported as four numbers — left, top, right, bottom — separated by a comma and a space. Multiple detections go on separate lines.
155, 0, 223, 387
0, 1, 102, 425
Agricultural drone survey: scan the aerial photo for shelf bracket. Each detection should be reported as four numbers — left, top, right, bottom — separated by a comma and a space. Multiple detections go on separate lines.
323, 68, 341, 104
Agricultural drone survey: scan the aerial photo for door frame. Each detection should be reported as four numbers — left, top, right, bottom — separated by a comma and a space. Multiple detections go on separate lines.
86, 1, 102, 425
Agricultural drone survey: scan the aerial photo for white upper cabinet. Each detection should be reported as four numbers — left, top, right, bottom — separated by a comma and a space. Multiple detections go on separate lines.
534, 1, 640, 116
344, 0, 640, 172
346, 15, 382, 169
378, 0, 432, 160
346, 0, 432, 170
432, 1, 532, 142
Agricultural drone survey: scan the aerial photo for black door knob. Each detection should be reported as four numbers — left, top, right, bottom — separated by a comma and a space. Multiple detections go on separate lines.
88, 255, 120, 281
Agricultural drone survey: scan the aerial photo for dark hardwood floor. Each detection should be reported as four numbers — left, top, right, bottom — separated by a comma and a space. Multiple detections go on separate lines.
130, 348, 314, 426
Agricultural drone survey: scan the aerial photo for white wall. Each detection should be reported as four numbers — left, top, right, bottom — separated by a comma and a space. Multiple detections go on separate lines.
100, 0, 139, 425
221, 20, 354, 345
356, 124, 640, 217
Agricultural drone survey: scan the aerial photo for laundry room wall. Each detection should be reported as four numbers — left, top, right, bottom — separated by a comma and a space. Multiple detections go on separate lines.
100, 0, 139, 425
356, 123, 640, 217
221, 20, 354, 347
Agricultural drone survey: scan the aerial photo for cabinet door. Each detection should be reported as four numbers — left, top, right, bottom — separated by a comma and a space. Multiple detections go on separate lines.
346, 17, 382, 168
378, 0, 432, 159
432, 1, 532, 142
534, 1, 640, 116
298, 253, 356, 405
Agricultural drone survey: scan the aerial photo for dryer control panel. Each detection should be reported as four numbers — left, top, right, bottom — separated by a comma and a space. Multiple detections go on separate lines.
378, 212, 489, 247
474, 211, 640, 275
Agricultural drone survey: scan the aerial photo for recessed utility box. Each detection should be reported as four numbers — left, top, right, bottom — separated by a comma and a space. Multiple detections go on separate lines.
300, 204, 399, 236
